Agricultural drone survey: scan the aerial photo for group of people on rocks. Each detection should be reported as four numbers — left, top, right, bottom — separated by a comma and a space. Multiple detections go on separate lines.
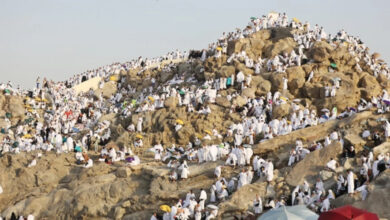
1, 11, 390, 220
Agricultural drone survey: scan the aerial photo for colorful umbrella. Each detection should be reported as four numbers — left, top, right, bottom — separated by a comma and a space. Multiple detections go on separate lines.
250, 17, 257, 20
318, 205, 379, 220
160, 205, 171, 213
292, 17, 300, 23
204, 130, 212, 135
330, 63, 337, 68
22, 134, 33, 139
280, 96, 288, 101
176, 119, 184, 125
136, 134, 143, 139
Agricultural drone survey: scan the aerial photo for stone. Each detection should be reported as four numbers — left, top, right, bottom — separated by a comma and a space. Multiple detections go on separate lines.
308, 41, 333, 62
319, 170, 334, 181
215, 96, 231, 108
218, 65, 236, 77
241, 87, 256, 99
264, 37, 297, 58
114, 206, 126, 220
272, 103, 290, 119
116, 167, 132, 178
232, 96, 247, 107
164, 97, 178, 109
286, 142, 343, 186
121, 200, 131, 208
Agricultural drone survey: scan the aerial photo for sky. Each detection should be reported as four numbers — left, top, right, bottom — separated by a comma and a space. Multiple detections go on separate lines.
0, 0, 389, 89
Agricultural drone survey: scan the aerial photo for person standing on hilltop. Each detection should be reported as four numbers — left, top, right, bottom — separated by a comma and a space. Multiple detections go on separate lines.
36, 76, 40, 89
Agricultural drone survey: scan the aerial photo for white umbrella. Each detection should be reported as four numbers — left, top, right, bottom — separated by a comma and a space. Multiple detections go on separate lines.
321, 109, 329, 112
258, 205, 318, 220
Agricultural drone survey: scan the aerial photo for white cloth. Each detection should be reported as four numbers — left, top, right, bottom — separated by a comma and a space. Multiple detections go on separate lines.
347, 172, 355, 193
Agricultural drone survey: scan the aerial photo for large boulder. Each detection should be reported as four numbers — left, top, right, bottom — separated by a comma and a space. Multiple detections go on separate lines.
272, 104, 291, 119
232, 96, 247, 107
286, 142, 343, 186
358, 73, 381, 99
235, 63, 254, 76
344, 133, 366, 152
219, 181, 267, 213
251, 76, 272, 96
241, 87, 256, 99
116, 167, 132, 178
286, 66, 306, 91
308, 41, 333, 62
270, 73, 287, 92
218, 65, 236, 77
227, 38, 250, 55
215, 96, 231, 108
164, 97, 178, 109
95, 81, 117, 98
256, 80, 272, 96
6, 96, 25, 119
176, 127, 192, 145
264, 37, 296, 58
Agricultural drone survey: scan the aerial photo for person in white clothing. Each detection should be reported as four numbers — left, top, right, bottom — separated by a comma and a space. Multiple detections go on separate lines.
214, 166, 222, 178
179, 160, 190, 179
347, 170, 355, 194
253, 194, 263, 214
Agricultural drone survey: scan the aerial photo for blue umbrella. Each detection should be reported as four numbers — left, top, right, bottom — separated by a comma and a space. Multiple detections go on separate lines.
258, 205, 318, 220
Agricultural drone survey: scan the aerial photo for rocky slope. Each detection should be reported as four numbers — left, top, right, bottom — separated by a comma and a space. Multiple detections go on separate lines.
1, 16, 390, 219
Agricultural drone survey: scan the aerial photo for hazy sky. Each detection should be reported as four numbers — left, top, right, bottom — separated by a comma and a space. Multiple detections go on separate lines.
1, 0, 389, 88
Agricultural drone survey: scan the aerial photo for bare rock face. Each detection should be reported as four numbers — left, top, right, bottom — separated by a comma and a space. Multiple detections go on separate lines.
218, 65, 236, 77
344, 133, 366, 151
219, 181, 267, 213
116, 167, 132, 178
215, 96, 231, 108
3, 20, 390, 220
95, 81, 118, 98
241, 87, 256, 99
270, 73, 287, 92
308, 41, 333, 62
286, 66, 306, 92
235, 63, 254, 76
232, 95, 247, 107
272, 103, 291, 119
5, 95, 25, 121
358, 73, 382, 99
286, 142, 342, 186
264, 37, 297, 58
164, 97, 178, 109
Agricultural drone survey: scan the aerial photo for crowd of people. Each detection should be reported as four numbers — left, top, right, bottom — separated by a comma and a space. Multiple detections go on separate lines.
0, 11, 389, 220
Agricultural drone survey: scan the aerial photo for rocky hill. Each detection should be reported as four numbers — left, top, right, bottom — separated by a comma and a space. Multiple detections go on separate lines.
0, 14, 390, 219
